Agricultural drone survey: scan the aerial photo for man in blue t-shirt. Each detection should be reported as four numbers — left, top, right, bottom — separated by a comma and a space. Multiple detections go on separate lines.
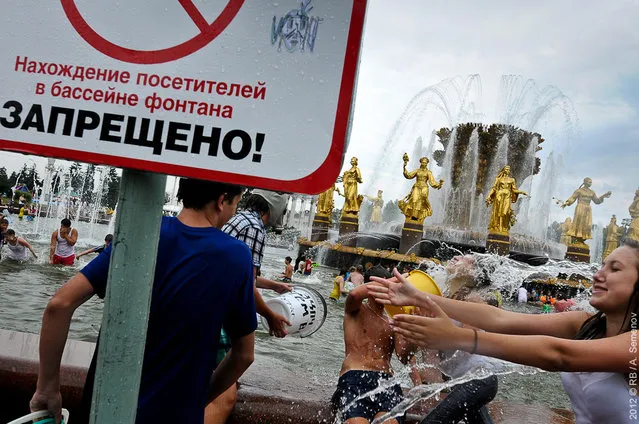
30, 178, 257, 424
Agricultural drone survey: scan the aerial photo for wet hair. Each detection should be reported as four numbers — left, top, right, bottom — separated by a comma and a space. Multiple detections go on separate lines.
105, 234, 114, 242
177, 178, 244, 210
5, 229, 15, 237
285, 256, 292, 263
338, 268, 349, 277
61, 218, 71, 227
0, 218, 8, 225
356, 265, 364, 273
348, 266, 357, 273
575, 239, 639, 340
365, 264, 391, 283
243, 193, 270, 215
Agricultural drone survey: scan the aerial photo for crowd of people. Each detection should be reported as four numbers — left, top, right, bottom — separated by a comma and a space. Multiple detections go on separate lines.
3, 178, 634, 424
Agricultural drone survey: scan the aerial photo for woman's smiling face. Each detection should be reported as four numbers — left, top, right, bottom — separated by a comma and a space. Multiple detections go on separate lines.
590, 245, 639, 313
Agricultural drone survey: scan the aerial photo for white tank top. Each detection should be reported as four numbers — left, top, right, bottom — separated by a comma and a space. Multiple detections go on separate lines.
55, 227, 75, 258
561, 372, 632, 423
6, 240, 28, 260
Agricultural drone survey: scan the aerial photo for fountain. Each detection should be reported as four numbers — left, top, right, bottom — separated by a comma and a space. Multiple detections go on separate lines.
298, 75, 585, 272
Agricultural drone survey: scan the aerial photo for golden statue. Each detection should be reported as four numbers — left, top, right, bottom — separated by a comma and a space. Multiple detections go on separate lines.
602, 215, 621, 260
559, 217, 572, 245
316, 182, 342, 217
341, 157, 364, 217
365, 190, 384, 224
628, 189, 639, 242
561, 177, 611, 245
398, 154, 444, 223
485, 165, 528, 235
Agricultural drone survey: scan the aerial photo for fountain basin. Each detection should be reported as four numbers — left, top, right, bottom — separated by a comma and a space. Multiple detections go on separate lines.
0, 329, 574, 423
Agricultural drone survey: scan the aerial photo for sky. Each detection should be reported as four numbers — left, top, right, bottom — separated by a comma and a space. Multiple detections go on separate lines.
1, 0, 638, 229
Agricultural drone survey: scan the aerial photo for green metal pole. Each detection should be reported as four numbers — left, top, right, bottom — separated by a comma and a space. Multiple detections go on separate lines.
89, 169, 166, 424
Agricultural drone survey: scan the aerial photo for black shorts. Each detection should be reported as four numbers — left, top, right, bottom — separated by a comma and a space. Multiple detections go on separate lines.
331, 370, 404, 422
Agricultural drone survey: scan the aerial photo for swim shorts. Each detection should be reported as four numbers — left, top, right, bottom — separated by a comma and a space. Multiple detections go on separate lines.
331, 370, 404, 423
53, 254, 75, 266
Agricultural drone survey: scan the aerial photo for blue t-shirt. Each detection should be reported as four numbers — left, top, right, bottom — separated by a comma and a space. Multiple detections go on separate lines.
80, 216, 256, 423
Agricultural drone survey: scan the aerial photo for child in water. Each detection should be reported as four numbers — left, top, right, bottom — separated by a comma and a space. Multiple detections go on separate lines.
76, 234, 113, 260
3, 229, 38, 261
329, 269, 349, 302
280, 256, 294, 282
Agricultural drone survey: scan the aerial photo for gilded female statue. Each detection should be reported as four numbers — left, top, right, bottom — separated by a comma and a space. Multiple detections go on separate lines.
316, 182, 342, 217
341, 157, 363, 216
365, 190, 384, 224
398, 154, 444, 223
561, 177, 611, 244
602, 215, 620, 260
485, 165, 528, 234
628, 189, 639, 242
559, 217, 572, 245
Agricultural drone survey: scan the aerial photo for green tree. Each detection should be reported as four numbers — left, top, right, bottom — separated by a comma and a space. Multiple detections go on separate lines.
0, 167, 10, 197
81, 164, 96, 204
69, 162, 84, 195
8, 171, 18, 188
105, 167, 121, 209
24, 164, 41, 190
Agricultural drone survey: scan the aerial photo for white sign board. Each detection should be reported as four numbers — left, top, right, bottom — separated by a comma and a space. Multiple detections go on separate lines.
0, 0, 366, 193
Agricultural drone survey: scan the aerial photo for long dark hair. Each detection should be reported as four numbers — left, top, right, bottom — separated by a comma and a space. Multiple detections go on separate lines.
575, 239, 639, 340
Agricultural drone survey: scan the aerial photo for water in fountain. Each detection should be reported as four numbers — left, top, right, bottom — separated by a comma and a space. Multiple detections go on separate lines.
361, 75, 578, 260
27, 161, 113, 247
589, 224, 604, 265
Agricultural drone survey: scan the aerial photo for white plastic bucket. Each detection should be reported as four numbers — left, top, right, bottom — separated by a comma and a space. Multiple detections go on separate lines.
261, 287, 327, 337
7, 408, 69, 424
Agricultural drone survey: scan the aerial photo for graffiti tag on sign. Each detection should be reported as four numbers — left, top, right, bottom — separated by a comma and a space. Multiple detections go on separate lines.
271, 0, 322, 53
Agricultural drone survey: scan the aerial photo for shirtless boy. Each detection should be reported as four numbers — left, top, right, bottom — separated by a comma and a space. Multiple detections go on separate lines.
281, 256, 294, 282
331, 268, 407, 424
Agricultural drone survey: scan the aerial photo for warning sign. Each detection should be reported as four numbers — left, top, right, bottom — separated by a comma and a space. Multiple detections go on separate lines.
0, 0, 367, 194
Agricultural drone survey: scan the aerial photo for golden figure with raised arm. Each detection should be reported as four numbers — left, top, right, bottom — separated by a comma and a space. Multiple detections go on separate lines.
561, 177, 611, 244
398, 154, 444, 224
602, 215, 621, 260
316, 181, 343, 217
628, 188, 639, 242
559, 217, 572, 245
485, 165, 528, 235
341, 157, 364, 217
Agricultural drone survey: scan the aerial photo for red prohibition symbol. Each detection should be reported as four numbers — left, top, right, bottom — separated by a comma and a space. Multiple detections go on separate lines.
60, 0, 245, 64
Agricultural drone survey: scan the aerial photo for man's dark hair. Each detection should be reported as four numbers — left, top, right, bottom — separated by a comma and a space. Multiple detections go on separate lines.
243, 193, 270, 215
105, 234, 114, 242
177, 178, 244, 210
285, 256, 292, 263
0, 218, 8, 225
365, 264, 391, 283
6, 229, 16, 236
61, 218, 71, 227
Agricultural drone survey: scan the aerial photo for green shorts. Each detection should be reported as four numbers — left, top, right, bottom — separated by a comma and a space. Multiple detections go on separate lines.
215, 329, 232, 367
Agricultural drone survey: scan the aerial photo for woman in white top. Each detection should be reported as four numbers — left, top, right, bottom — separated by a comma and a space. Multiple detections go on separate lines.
3, 229, 37, 261
370, 239, 639, 424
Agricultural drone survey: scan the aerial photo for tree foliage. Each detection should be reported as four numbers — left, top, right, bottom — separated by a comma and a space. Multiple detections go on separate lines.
0, 167, 10, 197
105, 167, 121, 209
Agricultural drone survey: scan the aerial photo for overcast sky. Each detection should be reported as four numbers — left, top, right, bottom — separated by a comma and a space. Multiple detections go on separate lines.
1, 0, 637, 229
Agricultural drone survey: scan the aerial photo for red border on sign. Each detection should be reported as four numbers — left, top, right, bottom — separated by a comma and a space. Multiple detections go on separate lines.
0, 1, 367, 195
60, 0, 244, 64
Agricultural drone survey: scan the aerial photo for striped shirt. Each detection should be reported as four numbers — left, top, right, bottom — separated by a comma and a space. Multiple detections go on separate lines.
222, 210, 266, 268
